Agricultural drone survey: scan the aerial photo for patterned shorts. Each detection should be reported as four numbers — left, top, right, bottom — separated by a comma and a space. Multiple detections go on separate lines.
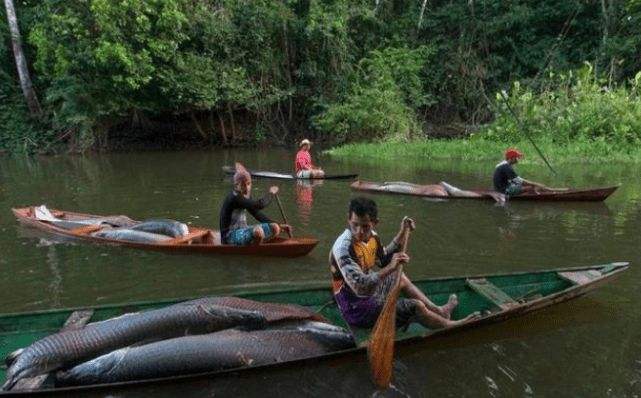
225, 223, 274, 246
296, 170, 312, 179
334, 273, 419, 329
505, 182, 523, 197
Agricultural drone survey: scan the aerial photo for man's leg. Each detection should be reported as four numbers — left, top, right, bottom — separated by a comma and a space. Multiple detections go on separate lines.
251, 225, 265, 244
410, 299, 480, 329
399, 274, 458, 319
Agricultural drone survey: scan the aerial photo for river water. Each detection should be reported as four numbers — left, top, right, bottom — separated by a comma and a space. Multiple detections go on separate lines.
0, 148, 639, 397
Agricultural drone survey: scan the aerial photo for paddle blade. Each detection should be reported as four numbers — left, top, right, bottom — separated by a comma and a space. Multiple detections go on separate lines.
367, 285, 400, 390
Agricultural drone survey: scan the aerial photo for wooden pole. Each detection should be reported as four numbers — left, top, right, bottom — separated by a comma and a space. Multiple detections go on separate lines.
274, 193, 292, 238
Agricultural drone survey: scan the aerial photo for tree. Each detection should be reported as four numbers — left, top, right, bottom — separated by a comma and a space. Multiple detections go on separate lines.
3, 0, 41, 116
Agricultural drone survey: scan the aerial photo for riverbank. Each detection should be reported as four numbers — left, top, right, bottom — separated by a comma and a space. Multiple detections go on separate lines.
325, 137, 641, 164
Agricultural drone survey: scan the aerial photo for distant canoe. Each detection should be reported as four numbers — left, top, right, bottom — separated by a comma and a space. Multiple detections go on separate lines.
0, 262, 628, 395
351, 180, 619, 202
222, 166, 358, 180
12, 207, 318, 257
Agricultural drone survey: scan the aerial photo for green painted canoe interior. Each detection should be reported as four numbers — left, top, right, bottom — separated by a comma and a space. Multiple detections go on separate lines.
0, 269, 584, 384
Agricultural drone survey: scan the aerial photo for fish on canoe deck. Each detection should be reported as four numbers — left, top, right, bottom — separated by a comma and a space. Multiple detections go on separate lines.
3, 297, 327, 391
0, 262, 628, 393
57, 323, 355, 386
351, 180, 619, 202
12, 206, 319, 257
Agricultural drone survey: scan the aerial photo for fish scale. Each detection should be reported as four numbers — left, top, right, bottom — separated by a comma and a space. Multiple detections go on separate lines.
3, 302, 266, 391
3, 297, 325, 391
58, 326, 355, 386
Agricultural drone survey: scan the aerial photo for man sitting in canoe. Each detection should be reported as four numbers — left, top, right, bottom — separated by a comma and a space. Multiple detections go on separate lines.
295, 139, 325, 178
330, 197, 479, 329
493, 148, 558, 196
220, 163, 292, 245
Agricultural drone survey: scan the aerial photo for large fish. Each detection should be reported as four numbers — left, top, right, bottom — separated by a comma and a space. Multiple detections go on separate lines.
3, 302, 265, 390
3, 297, 324, 391
130, 219, 189, 238
34, 205, 136, 230
185, 296, 327, 323
90, 229, 172, 243
57, 322, 355, 385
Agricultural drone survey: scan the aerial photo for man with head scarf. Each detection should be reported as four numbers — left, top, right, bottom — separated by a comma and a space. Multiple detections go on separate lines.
219, 163, 292, 245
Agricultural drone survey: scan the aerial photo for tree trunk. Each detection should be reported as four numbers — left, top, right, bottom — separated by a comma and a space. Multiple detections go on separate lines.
189, 111, 208, 140
217, 111, 228, 146
4, 0, 42, 116
227, 104, 237, 143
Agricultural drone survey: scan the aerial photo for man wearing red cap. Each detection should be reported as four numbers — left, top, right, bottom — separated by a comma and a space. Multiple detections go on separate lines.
493, 148, 550, 196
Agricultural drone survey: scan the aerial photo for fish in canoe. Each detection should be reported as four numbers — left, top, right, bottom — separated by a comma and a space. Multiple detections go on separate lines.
12, 206, 318, 257
351, 180, 619, 202
57, 322, 355, 386
222, 165, 358, 180
0, 262, 628, 394
3, 297, 325, 390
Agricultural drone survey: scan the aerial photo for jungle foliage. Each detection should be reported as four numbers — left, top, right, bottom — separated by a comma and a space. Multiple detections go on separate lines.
1, 0, 641, 153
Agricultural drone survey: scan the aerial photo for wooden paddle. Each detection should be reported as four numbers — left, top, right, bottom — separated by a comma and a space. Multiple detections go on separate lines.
274, 193, 293, 238
367, 223, 411, 390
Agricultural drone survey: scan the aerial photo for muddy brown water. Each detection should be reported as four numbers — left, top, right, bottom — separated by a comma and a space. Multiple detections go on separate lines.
0, 148, 639, 397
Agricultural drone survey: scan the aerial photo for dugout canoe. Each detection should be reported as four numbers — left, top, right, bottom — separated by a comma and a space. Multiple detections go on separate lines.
222, 165, 358, 180
351, 180, 619, 202
11, 207, 318, 257
0, 261, 628, 395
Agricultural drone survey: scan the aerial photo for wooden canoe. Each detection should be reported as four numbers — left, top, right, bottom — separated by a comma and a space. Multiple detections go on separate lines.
0, 261, 628, 395
11, 207, 318, 257
222, 165, 358, 180
351, 180, 619, 202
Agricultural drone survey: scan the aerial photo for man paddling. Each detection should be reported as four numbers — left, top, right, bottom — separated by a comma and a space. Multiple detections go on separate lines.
295, 139, 325, 178
219, 163, 292, 245
493, 148, 560, 197
330, 197, 479, 329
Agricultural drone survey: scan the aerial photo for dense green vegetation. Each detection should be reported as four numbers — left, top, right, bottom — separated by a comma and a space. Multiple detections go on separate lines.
1, 0, 641, 153
328, 64, 641, 163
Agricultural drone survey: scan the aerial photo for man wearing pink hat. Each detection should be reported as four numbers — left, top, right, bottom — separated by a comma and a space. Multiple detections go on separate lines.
493, 148, 552, 196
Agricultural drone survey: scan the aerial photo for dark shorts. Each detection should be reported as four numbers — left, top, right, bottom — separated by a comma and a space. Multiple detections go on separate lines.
334, 275, 418, 329
225, 223, 274, 246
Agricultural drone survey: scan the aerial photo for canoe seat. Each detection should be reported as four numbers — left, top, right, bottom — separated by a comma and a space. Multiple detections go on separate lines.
164, 230, 213, 245
557, 270, 602, 285
466, 278, 517, 311
62, 309, 94, 331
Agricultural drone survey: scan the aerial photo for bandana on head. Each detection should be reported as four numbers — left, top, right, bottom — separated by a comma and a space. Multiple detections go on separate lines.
233, 162, 251, 184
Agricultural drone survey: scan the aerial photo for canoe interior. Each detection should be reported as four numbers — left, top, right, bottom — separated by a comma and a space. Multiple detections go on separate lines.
12, 207, 318, 257
0, 262, 627, 393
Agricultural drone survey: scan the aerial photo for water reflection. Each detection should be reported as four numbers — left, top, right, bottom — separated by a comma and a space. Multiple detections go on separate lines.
295, 179, 323, 226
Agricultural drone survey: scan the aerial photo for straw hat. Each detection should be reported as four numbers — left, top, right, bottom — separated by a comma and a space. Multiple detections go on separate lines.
299, 139, 312, 148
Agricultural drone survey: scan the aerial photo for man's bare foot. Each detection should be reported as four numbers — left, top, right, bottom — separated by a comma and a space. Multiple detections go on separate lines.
445, 311, 482, 327
439, 294, 459, 319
